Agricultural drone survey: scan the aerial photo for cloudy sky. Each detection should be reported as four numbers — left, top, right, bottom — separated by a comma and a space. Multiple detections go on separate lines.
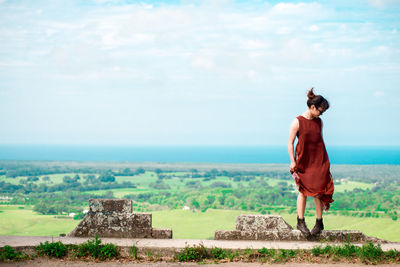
0, 0, 399, 146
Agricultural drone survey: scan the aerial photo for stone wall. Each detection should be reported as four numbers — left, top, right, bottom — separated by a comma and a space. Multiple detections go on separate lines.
215, 214, 387, 243
68, 199, 172, 239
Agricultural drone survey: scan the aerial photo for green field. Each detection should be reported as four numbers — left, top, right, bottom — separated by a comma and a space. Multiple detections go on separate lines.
1, 205, 399, 242
0, 205, 78, 236
0, 172, 376, 195
1, 162, 399, 243
0, 173, 94, 185
83, 178, 374, 198
335, 181, 374, 192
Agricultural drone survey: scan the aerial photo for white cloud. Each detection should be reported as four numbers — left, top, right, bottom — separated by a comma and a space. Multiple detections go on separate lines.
308, 25, 320, 32
272, 2, 308, 14
276, 26, 292, 35
247, 70, 258, 79
1, 0, 399, 145
374, 91, 386, 97
0, 61, 36, 67
241, 40, 269, 50
191, 56, 215, 71
270, 2, 324, 17
367, 0, 400, 9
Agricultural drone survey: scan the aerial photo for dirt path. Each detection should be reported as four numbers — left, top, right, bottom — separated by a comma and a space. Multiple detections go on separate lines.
1, 259, 399, 267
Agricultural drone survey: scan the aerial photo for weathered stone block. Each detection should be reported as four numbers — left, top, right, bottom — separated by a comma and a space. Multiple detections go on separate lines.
215, 229, 371, 242
257, 231, 285, 241
152, 228, 173, 239
87, 227, 153, 238
127, 213, 152, 229
236, 215, 293, 232
89, 199, 132, 214
320, 230, 366, 242
68, 199, 172, 239
214, 230, 257, 240
214, 230, 237, 240
215, 214, 384, 243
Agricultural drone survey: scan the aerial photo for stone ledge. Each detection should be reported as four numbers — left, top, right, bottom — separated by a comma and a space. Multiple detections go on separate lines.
215, 214, 389, 243
68, 199, 172, 239
236, 214, 293, 232
215, 229, 384, 242
152, 228, 173, 239
89, 199, 132, 214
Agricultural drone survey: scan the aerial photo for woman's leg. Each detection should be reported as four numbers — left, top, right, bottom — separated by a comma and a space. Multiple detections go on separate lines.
297, 192, 307, 218
314, 197, 323, 219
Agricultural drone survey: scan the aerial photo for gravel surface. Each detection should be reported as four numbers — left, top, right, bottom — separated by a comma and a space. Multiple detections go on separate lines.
1, 259, 400, 267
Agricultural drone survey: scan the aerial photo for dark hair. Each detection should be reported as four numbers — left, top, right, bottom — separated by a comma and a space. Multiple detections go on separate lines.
307, 87, 329, 111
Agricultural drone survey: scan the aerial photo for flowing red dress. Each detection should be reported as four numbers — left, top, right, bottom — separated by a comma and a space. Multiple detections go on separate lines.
291, 115, 334, 211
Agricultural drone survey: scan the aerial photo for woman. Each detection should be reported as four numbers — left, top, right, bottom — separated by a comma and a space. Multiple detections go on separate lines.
288, 88, 334, 237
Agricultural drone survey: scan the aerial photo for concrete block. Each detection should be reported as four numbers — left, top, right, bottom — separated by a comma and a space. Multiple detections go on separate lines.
152, 228, 173, 239
69, 199, 172, 239
236, 215, 293, 232
89, 199, 132, 214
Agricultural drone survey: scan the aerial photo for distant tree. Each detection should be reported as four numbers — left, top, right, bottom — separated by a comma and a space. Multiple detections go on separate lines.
99, 174, 115, 182
155, 168, 163, 174
42, 176, 50, 182
185, 181, 201, 189
191, 199, 200, 209
122, 168, 133, 176
210, 168, 219, 176
135, 167, 145, 175
149, 180, 170, 190
210, 181, 231, 188
63, 176, 79, 184
121, 181, 136, 188
27, 176, 39, 182
34, 202, 64, 215
218, 196, 226, 205
85, 175, 97, 184
190, 169, 199, 178
221, 170, 229, 177
5, 170, 18, 178
206, 195, 215, 205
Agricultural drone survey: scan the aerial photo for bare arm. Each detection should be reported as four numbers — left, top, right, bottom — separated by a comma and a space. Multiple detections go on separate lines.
321, 119, 323, 137
288, 118, 299, 172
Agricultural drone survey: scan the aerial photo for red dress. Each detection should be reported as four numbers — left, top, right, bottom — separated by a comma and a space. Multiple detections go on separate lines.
291, 115, 334, 211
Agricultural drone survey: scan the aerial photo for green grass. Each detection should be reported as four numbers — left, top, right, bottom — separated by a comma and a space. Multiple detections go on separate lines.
151, 209, 258, 239
164, 172, 187, 176
0, 205, 77, 236
84, 188, 154, 198
335, 181, 374, 192
0, 206, 399, 241
0, 173, 93, 185
266, 179, 290, 187
114, 171, 158, 184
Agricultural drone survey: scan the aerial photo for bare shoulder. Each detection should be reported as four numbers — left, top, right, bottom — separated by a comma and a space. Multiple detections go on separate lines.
289, 118, 299, 131
291, 118, 299, 127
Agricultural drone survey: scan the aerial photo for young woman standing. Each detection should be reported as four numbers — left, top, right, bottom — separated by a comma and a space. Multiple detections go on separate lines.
288, 88, 334, 237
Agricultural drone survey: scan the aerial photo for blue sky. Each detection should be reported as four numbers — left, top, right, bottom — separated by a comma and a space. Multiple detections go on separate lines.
0, 0, 399, 146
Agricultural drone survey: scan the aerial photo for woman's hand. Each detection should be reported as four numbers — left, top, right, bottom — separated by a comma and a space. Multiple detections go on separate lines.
290, 162, 297, 173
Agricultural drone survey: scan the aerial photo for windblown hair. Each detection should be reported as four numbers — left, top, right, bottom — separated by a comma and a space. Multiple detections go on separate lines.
307, 88, 329, 111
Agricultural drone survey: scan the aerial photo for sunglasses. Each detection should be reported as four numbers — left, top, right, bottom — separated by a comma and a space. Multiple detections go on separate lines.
317, 107, 325, 115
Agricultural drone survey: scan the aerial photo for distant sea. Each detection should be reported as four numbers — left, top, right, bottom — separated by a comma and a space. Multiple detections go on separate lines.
0, 145, 399, 164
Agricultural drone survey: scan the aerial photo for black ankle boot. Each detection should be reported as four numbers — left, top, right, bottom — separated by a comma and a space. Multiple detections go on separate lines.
297, 216, 311, 236
311, 218, 324, 236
